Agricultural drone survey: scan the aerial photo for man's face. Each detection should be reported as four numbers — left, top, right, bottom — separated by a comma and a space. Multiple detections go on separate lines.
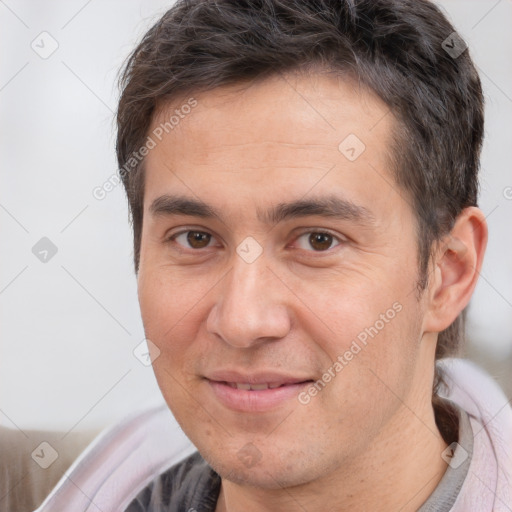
137, 72, 433, 487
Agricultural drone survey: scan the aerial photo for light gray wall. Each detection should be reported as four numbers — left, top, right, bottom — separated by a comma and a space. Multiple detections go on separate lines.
1, 0, 511, 431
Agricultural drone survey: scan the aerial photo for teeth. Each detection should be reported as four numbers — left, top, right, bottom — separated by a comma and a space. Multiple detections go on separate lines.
250, 383, 269, 390
230, 382, 280, 390
223, 381, 294, 390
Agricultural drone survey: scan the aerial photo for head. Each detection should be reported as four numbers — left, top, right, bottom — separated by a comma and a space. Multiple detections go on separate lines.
116, 0, 486, 490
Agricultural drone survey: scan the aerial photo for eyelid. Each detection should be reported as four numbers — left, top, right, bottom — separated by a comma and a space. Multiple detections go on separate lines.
166, 227, 347, 252
166, 227, 220, 249
290, 227, 350, 258
294, 227, 347, 241
292, 228, 347, 252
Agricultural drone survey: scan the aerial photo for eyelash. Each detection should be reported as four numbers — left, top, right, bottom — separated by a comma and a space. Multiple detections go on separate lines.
166, 228, 345, 253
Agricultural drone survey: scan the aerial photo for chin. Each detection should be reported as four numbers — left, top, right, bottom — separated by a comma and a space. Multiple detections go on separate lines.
200, 443, 324, 490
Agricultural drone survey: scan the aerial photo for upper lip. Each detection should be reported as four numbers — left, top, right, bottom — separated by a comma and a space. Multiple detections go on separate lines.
205, 370, 313, 386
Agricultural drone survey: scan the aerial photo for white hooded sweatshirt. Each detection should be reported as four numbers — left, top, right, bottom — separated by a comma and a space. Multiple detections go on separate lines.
34, 358, 512, 512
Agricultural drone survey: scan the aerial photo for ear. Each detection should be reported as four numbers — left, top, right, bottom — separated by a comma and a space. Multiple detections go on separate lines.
423, 207, 488, 333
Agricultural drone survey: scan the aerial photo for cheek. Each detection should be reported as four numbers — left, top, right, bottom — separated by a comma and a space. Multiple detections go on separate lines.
137, 269, 193, 376
303, 271, 423, 397
304, 304, 422, 451
137, 270, 208, 422
325, 297, 422, 416
137, 266, 221, 386
137, 265, 209, 337
292, 268, 412, 348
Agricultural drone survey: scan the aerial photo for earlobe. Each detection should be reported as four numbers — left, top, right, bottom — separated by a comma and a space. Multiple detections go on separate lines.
424, 207, 488, 334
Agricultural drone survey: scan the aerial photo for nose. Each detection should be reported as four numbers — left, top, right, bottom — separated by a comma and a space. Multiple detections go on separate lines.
206, 253, 291, 348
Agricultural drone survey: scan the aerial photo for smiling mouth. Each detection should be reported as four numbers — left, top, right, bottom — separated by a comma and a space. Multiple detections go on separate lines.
206, 378, 314, 412
219, 381, 313, 391
204, 370, 316, 411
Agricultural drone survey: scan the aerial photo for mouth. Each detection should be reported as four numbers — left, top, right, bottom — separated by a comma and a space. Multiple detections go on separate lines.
205, 372, 314, 412
218, 381, 310, 390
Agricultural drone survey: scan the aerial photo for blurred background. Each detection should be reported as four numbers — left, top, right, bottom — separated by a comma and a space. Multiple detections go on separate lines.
1, 0, 511, 439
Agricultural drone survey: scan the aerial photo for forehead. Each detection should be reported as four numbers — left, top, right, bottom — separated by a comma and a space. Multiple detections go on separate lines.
150, 71, 392, 153
144, 71, 401, 220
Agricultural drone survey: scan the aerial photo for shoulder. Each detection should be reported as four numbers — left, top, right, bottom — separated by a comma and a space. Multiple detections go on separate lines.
125, 451, 221, 512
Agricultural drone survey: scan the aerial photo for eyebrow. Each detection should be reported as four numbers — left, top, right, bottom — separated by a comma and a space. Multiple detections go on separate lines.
149, 194, 375, 226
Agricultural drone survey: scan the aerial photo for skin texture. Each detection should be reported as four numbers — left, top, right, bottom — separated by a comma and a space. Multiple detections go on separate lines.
136, 71, 487, 512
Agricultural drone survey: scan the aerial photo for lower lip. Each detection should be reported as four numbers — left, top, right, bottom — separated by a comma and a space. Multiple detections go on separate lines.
207, 380, 312, 412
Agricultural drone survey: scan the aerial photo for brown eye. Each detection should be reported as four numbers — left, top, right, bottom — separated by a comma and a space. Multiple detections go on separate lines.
294, 231, 341, 252
186, 231, 211, 249
308, 232, 334, 251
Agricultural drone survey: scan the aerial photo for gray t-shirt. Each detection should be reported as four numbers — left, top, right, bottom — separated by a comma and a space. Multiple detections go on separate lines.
418, 405, 473, 511
126, 404, 473, 512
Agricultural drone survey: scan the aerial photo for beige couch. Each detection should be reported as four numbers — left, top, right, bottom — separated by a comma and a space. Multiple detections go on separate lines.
0, 426, 98, 512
